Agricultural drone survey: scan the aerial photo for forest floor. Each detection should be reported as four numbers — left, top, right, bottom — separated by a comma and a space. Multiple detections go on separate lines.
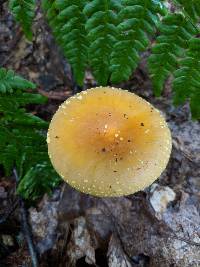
0, 3, 200, 267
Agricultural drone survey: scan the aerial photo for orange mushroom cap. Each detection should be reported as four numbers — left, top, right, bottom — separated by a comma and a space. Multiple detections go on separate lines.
47, 87, 172, 197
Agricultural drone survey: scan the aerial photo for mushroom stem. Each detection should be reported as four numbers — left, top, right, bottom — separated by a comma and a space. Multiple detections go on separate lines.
13, 168, 39, 267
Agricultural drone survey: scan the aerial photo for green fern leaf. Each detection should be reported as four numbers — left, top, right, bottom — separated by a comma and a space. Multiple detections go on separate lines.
83, 0, 122, 85
173, 38, 200, 119
110, 0, 166, 83
148, 13, 197, 96
0, 68, 36, 93
17, 163, 60, 201
9, 0, 36, 40
0, 68, 61, 200
42, 0, 88, 86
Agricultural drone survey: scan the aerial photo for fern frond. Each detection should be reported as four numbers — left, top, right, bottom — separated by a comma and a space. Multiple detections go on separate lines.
148, 13, 198, 96
0, 68, 61, 200
83, 0, 122, 85
42, 0, 88, 86
9, 0, 36, 40
173, 38, 200, 119
110, 0, 166, 83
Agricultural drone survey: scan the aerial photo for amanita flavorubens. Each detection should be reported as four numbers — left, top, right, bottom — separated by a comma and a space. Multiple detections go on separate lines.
47, 87, 172, 197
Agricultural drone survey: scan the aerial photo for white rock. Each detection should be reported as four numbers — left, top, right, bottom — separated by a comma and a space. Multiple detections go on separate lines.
150, 183, 176, 219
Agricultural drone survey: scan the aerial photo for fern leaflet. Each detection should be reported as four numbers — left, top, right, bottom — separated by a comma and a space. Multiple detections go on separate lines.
0, 68, 61, 201
173, 0, 200, 22
0, 68, 36, 93
9, 0, 36, 40
83, 0, 122, 85
42, 0, 88, 86
148, 13, 198, 96
173, 38, 200, 119
110, 0, 166, 83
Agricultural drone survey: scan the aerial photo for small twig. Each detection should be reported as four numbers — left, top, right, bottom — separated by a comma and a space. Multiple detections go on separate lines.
38, 88, 72, 100
13, 168, 39, 267
101, 196, 200, 263
167, 232, 200, 247
172, 138, 198, 163
131, 194, 200, 247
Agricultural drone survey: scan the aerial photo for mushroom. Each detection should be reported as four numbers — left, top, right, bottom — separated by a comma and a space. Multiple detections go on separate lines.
47, 87, 172, 197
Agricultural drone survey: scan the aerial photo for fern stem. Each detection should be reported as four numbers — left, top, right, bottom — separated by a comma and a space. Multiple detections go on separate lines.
13, 168, 39, 267
73, 82, 82, 94
71, 69, 82, 94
